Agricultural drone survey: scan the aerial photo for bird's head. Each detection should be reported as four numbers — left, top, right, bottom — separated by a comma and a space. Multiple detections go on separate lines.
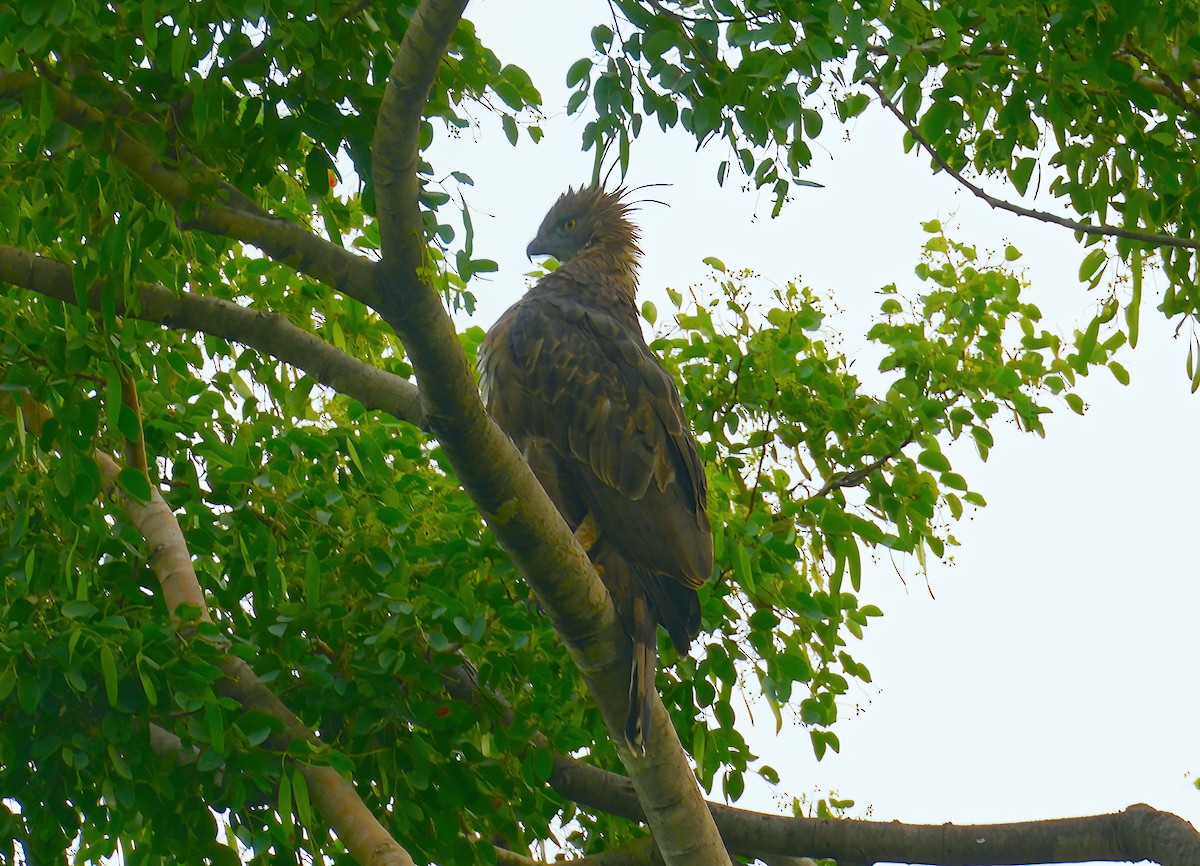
526, 185, 642, 265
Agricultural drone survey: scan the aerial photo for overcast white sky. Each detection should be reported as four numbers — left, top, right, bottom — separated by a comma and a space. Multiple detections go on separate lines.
434, 3, 1200, 862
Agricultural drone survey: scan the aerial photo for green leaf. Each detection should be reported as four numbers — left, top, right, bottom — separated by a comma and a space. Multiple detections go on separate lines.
501, 114, 518, 146
591, 24, 613, 49
206, 700, 225, 753
137, 656, 158, 706
100, 644, 118, 707
304, 551, 321, 611
733, 543, 755, 593
837, 92, 870, 120
278, 770, 293, 824
62, 600, 98, 619
0, 666, 16, 702
117, 468, 153, 502
917, 448, 951, 471
1075, 316, 1102, 370
292, 769, 312, 828
1077, 248, 1107, 286
1009, 157, 1035, 195
1127, 248, 1142, 348
566, 58, 592, 87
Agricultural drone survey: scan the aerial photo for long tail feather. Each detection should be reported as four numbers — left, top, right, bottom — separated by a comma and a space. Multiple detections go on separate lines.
625, 596, 657, 755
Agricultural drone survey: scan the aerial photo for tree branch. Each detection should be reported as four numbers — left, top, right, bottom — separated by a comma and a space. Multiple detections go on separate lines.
1121, 44, 1200, 122
368, 5, 731, 863
549, 755, 1200, 866
100, 448, 415, 866
0, 243, 424, 428
0, 71, 380, 309
2, 399, 418, 866
798, 435, 915, 504
438, 661, 1200, 866
864, 40, 1182, 102
371, 0, 467, 269
867, 80, 1200, 251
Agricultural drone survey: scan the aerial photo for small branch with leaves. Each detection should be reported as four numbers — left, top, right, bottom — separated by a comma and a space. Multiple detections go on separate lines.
1, 396, 417, 866
866, 80, 1200, 252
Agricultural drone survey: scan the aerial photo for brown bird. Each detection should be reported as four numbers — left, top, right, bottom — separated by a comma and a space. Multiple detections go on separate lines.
478, 186, 713, 752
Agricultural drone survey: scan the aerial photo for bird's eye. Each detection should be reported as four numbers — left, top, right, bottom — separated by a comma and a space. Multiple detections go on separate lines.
563, 218, 577, 230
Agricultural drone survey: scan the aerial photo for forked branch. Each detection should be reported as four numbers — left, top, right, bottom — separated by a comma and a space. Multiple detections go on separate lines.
0, 244, 424, 427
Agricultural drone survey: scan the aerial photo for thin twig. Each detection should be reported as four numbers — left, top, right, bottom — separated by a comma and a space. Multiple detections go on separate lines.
799, 434, 915, 504
867, 80, 1200, 251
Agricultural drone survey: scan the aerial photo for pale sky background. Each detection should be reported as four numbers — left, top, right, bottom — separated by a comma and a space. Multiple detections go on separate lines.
433, 3, 1200, 863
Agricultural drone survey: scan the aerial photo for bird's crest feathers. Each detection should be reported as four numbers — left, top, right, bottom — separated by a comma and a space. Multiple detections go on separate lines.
526, 185, 643, 266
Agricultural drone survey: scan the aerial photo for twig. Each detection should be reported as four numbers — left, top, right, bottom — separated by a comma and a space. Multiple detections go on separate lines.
800, 435, 915, 504
1122, 44, 1200, 122
867, 80, 1200, 251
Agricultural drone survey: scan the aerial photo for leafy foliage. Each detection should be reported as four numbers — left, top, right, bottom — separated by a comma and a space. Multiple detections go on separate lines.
1, 218, 1109, 863
0, 1, 1161, 864
572, 1, 1198, 366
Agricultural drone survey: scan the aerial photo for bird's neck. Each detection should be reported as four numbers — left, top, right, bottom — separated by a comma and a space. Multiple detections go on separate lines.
557, 245, 641, 308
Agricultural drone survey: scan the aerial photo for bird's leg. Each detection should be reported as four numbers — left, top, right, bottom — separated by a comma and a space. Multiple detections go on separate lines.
574, 513, 602, 555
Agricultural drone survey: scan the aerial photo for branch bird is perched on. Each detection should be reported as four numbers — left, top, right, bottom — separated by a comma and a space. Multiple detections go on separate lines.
479, 186, 713, 753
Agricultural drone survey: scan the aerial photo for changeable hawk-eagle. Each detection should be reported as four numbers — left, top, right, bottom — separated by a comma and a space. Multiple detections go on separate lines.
478, 186, 713, 752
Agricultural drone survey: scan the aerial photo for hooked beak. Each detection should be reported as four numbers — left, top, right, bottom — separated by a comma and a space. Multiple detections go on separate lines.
526, 238, 545, 261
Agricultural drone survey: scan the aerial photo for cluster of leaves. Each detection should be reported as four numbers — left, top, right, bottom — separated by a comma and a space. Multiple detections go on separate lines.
567, 1, 1198, 359
0, 0, 539, 313
647, 223, 1124, 774
0, 284, 580, 862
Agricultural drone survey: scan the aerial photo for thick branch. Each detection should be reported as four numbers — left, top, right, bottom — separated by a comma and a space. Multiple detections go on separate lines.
549, 756, 1200, 866
0, 72, 380, 308
439, 663, 1199, 866
368, 4, 730, 864
867, 81, 1200, 251
2, 400, 416, 866
0, 244, 424, 428
372, 0, 467, 267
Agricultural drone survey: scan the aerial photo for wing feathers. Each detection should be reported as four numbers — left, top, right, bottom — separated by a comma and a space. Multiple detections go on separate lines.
479, 287, 713, 616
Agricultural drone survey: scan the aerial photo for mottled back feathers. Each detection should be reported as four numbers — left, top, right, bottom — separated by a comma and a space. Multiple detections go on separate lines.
478, 185, 713, 750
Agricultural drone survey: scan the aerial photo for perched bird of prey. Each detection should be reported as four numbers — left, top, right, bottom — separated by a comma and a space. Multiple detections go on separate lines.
478, 185, 713, 752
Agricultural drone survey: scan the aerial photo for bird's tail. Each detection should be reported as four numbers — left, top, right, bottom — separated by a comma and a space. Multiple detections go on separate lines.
625, 593, 657, 755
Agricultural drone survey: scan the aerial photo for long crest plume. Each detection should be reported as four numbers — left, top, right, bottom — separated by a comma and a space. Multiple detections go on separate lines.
562, 184, 645, 261
573, 183, 672, 255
